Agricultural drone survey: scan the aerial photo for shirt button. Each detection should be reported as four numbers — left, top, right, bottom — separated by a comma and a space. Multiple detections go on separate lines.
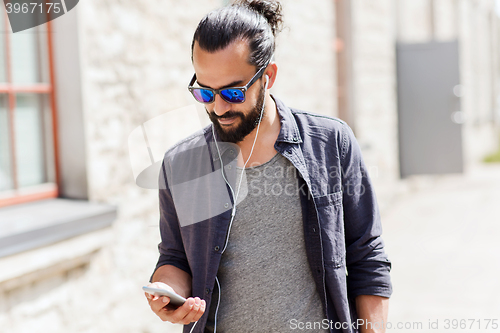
205, 288, 210, 294
229, 150, 234, 155
224, 203, 229, 208
293, 137, 298, 142
214, 246, 220, 252
227, 165, 232, 170
312, 227, 316, 233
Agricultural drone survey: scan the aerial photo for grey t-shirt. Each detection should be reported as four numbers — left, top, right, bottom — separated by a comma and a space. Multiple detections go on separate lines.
205, 153, 327, 332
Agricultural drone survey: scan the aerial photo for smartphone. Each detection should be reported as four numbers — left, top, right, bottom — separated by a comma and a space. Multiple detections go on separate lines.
143, 286, 187, 307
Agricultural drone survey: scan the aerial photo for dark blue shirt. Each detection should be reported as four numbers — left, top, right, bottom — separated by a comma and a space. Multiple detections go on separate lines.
153, 96, 392, 333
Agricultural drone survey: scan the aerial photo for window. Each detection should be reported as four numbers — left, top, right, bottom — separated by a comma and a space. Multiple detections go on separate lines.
0, 10, 116, 260
0, 12, 59, 207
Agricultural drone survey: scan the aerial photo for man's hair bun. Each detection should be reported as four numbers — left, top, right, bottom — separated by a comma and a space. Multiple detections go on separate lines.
235, 0, 283, 36
192, 0, 284, 67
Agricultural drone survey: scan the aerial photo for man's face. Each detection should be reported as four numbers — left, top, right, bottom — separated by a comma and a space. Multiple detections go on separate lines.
192, 40, 266, 143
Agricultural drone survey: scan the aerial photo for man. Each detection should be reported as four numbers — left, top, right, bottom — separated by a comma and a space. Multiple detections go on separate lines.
146, 1, 392, 332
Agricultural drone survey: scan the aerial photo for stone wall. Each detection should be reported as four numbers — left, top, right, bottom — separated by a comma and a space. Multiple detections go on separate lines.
272, 0, 337, 117
350, 0, 400, 211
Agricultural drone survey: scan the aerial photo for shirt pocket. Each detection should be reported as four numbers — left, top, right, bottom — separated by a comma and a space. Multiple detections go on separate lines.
314, 191, 345, 268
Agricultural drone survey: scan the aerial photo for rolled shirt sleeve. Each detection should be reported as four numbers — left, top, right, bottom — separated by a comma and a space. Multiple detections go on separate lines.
340, 124, 392, 299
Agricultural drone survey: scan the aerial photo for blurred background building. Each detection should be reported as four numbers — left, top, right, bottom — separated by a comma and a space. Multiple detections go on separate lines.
0, 0, 499, 332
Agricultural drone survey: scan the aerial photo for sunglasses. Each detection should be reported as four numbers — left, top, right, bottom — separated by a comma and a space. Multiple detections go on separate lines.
188, 65, 267, 104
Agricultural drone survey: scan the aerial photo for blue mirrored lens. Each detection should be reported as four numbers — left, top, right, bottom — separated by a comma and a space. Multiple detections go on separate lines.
220, 89, 245, 103
193, 89, 214, 103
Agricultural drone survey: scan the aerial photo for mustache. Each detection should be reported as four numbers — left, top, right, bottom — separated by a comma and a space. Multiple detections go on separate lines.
208, 110, 244, 120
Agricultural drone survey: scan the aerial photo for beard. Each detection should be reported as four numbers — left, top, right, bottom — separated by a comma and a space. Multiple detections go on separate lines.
207, 84, 265, 143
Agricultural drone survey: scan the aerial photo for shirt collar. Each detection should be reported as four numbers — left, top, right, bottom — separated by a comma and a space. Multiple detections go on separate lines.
272, 94, 303, 144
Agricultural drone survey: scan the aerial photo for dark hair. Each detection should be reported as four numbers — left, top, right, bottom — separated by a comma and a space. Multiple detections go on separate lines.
191, 0, 283, 68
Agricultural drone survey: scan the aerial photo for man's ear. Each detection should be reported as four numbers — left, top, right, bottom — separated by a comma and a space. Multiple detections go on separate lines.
264, 62, 278, 89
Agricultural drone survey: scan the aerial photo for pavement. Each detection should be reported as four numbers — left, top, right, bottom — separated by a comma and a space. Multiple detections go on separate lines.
381, 162, 500, 333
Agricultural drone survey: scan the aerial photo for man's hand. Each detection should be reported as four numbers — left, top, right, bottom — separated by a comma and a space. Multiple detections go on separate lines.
145, 282, 206, 325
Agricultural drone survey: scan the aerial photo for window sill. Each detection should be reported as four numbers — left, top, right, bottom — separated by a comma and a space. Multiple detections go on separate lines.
0, 198, 116, 258
0, 198, 116, 291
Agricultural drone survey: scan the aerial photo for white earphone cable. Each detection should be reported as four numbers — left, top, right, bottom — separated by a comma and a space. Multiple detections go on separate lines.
211, 76, 269, 333
189, 319, 198, 333
217, 76, 268, 254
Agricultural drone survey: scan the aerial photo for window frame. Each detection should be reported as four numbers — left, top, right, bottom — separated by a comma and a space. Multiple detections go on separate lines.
0, 15, 60, 208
